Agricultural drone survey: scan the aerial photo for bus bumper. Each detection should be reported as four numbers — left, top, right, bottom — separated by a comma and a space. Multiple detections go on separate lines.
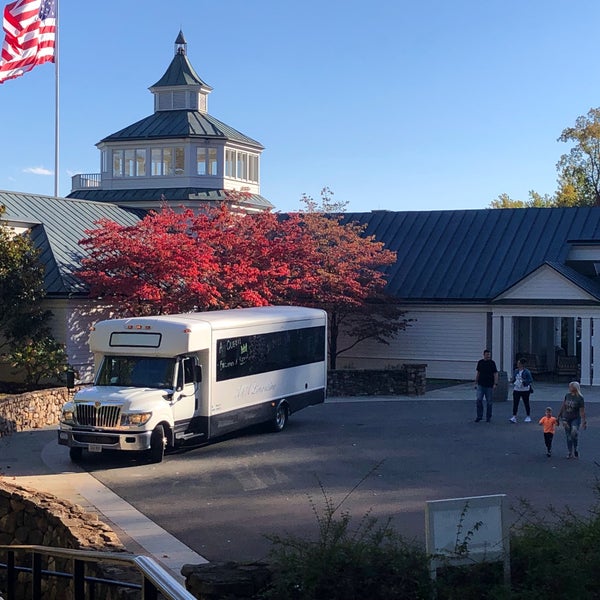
58, 427, 152, 452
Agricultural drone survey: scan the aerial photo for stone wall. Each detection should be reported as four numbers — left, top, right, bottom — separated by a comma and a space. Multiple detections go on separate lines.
327, 365, 427, 397
182, 562, 272, 600
0, 480, 135, 599
0, 387, 71, 437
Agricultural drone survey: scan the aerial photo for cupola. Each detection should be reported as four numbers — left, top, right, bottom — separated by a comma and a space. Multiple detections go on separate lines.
149, 30, 213, 113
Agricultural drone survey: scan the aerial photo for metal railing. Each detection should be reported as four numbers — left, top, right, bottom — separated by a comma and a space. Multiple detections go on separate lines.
0, 545, 195, 600
71, 173, 102, 191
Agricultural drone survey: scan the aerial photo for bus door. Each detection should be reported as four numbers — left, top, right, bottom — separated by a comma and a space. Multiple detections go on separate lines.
172, 355, 206, 440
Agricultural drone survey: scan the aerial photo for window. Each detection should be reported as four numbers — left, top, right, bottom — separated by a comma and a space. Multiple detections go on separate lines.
136, 149, 146, 176
197, 148, 207, 175
208, 148, 217, 175
96, 356, 175, 389
113, 149, 146, 177
101, 150, 108, 173
197, 147, 218, 175
151, 148, 162, 175
216, 326, 326, 382
175, 147, 185, 175
237, 152, 248, 180
224, 149, 259, 182
225, 149, 235, 177
249, 155, 259, 182
150, 147, 185, 176
112, 151, 123, 177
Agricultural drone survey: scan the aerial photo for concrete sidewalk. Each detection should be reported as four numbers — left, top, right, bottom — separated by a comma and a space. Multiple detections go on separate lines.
0, 427, 208, 582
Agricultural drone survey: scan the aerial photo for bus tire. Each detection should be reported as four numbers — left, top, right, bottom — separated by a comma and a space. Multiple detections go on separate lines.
148, 425, 166, 463
69, 447, 83, 462
271, 402, 289, 432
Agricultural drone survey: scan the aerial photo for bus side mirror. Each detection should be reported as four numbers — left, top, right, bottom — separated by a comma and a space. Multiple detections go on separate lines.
195, 365, 202, 383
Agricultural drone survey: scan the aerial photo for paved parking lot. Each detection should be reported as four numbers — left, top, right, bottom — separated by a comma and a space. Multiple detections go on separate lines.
3, 382, 599, 566
71, 389, 600, 562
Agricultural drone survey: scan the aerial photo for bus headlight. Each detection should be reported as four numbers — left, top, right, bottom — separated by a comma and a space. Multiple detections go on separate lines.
120, 412, 152, 427
60, 408, 76, 425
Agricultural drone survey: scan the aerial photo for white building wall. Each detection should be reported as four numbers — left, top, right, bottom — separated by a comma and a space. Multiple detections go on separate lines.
336, 307, 489, 379
45, 299, 115, 384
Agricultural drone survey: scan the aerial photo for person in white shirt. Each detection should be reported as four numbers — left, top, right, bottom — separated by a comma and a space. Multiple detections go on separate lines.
510, 359, 533, 423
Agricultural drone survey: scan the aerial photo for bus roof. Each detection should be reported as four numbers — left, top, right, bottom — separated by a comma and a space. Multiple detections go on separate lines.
101, 306, 326, 332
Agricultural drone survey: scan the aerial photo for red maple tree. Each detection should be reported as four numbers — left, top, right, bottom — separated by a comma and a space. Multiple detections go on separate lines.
292, 188, 408, 368
78, 191, 404, 368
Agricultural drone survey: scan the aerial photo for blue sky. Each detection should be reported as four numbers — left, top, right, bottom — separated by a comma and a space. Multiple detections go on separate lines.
1, 0, 599, 212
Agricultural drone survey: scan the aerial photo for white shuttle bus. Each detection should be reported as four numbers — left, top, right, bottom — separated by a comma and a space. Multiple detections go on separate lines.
58, 306, 327, 463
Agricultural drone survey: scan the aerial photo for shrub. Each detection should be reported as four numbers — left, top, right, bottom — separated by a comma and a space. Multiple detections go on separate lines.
261, 470, 433, 600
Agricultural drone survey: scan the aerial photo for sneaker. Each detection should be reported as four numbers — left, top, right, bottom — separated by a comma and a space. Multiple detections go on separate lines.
509, 416, 517, 423
524, 416, 532, 423
547, 452, 551, 457
474, 418, 482, 422
574, 450, 579, 458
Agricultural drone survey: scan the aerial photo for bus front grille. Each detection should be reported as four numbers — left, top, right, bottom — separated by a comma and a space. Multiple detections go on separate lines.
76, 404, 121, 428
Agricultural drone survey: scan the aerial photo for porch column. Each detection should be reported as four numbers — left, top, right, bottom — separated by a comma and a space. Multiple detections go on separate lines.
502, 316, 513, 375
553, 318, 562, 347
592, 318, 600, 386
580, 317, 592, 386
492, 315, 503, 370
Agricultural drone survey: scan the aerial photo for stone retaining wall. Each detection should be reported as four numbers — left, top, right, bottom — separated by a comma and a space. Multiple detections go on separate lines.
0, 480, 132, 599
327, 365, 427, 397
0, 387, 71, 437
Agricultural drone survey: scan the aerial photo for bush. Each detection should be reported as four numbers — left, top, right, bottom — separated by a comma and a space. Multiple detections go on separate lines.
509, 500, 600, 599
261, 472, 433, 600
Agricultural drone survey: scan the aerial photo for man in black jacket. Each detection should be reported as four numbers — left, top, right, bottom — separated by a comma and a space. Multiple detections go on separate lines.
475, 350, 498, 423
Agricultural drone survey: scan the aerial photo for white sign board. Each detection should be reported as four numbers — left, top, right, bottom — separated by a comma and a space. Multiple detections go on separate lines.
425, 494, 509, 582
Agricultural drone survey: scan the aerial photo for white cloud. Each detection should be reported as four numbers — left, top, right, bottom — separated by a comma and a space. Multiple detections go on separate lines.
23, 166, 53, 176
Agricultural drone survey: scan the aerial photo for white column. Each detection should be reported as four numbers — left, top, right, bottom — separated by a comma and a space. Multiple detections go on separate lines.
568, 318, 576, 356
553, 317, 562, 347
492, 315, 503, 370
502, 316, 513, 375
592, 318, 599, 386
580, 317, 592, 386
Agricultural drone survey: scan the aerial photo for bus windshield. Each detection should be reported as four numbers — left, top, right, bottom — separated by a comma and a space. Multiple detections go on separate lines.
96, 356, 176, 389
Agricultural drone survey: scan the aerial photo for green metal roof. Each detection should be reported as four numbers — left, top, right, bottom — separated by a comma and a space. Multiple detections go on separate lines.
0, 191, 140, 295
100, 110, 263, 148
68, 188, 273, 210
150, 51, 211, 89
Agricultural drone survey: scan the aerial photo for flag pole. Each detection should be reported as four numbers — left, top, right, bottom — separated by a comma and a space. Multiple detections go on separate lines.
53, 0, 59, 197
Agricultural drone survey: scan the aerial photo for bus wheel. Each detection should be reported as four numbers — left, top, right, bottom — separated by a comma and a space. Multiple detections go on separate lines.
69, 447, 83, 462
148, 425, 166, 463
271, 402, 289, 432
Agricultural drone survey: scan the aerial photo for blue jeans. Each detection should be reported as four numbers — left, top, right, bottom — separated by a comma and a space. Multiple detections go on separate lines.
564, 418, 581, 453
476, 385, 494, 421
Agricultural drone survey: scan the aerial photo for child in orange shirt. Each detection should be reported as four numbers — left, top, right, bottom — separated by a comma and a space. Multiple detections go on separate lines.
539, 407, 559, 457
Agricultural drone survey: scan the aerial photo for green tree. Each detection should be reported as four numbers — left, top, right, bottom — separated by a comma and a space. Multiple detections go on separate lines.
0, 205, 67, 385
491, 107, 600, 208
556, 107, 600, 206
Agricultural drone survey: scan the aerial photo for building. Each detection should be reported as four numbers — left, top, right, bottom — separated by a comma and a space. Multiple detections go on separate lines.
3, 198, 600, 384
68, 32, 272, 214
338, 207, 600, 385
0, 191, 141, 381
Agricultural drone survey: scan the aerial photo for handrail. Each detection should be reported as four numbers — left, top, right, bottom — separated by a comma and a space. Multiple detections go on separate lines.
0, 544, 196, 600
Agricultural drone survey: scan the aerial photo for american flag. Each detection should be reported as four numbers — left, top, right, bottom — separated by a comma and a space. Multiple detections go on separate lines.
0, 0, 55, 84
